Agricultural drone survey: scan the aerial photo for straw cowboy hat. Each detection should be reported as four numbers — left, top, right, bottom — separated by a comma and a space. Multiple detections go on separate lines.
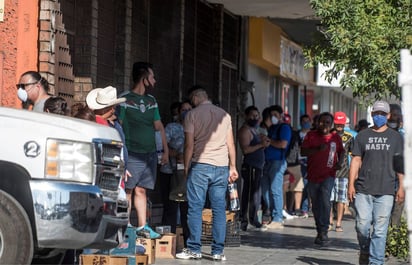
86, 86, 126, 110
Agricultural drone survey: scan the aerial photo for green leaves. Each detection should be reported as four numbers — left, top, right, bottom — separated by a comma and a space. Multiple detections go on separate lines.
305, 0, 412, 102
386, 218, 409, 261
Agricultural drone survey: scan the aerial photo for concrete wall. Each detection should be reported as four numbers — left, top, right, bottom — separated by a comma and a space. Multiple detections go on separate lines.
247, 63, 271, 112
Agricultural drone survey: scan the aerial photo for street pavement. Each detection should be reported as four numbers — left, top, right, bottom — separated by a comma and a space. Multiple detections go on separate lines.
154, 215, 409, 265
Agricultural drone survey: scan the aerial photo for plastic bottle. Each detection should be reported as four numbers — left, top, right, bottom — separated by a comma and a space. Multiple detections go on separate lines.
155, 131, 163, 164
228, 183, 240, 211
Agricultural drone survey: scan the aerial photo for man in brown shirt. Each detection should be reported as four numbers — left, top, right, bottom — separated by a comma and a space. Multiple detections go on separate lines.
176, 86, 238, 261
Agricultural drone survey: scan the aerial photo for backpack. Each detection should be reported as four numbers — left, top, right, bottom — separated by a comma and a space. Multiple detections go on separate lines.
285, 130, 300, 165
268, 123, 295, 161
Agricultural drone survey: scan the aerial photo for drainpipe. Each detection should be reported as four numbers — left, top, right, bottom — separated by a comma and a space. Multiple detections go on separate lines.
0, 51, 3, 105
193, 1, 197, 84
304, 85, 307, 114
399, 49, 412, 254
147, 0, 150, 61
178, 0, 185, 100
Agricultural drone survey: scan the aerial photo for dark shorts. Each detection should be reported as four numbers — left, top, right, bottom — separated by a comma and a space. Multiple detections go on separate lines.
125, 151, 157, 190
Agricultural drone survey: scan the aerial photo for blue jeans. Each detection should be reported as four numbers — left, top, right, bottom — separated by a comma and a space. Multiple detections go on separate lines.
307, 177, 335, 233
262, 160, 287, 223
355, 193, 394, 265
186, 163, 228, 255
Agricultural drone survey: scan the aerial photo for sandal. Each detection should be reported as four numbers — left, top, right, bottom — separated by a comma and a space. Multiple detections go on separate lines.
335, 226, 343, 232
328, 221, 334, 231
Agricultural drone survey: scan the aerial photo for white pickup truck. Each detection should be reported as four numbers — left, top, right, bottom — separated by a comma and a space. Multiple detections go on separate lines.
0, 107, 128, 264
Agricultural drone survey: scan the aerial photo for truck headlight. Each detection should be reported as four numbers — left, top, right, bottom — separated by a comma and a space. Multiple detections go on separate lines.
45, 139, 94, 183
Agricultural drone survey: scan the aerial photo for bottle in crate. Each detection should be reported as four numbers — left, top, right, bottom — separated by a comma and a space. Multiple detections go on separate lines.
228, 183, 240, 211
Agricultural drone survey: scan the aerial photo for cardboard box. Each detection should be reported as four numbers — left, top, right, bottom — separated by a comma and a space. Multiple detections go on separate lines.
128, 255, 148, 265
202, 209, 236, 223
136, 238, 156, 265
80, 254, 127, 265
155, 225, 171, 234
175, 226, 185, 252
155, 233, 176, 259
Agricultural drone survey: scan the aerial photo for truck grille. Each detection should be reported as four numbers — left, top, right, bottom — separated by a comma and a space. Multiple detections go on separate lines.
94, 140, 123, 167
93, 139, 124, 200
99, 171, 121, 191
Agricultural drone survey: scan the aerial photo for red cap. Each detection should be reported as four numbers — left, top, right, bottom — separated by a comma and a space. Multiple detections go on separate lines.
283, 114, 291, 124
334, 112, 346, 125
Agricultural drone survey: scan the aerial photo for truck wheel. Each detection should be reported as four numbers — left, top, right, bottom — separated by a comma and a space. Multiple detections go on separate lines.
0, 190, 33, 265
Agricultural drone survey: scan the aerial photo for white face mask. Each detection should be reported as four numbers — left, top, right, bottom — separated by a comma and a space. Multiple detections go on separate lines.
271, 116, 279, 125
17, 88, 28, 102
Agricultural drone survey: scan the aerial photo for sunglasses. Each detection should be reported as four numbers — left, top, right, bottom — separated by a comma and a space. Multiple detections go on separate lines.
16, 81, 39, 90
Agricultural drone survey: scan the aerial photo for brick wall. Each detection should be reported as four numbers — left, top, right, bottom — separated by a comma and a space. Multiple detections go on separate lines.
73, 76, 93, 103
39, 0, 76, 106
0, 0, 39, 108
0, 0, 19, 107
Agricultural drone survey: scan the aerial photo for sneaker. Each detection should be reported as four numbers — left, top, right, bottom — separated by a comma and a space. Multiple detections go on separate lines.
176, 248, 202, 260
282, 210, 295, 220
136, 225, 161, 239
295, 210, 308, 218
266, 221, 284, 229
300, 211, 309, 218
320, 232, 329, 242
247, 224, 267, 232
314, 234, 323, 246
314, 232, 329, 246
212, 254, 227, 261
262, 214, 271, 225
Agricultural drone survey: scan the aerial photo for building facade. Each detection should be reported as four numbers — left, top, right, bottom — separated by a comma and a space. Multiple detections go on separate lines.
0, 0, 240, 124
245, 17, 366, 128
0, 0, 364, 128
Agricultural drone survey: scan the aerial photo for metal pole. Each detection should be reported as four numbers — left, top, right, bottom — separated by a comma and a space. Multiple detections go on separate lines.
398, 49, 412, 263
304, 85, 307, 114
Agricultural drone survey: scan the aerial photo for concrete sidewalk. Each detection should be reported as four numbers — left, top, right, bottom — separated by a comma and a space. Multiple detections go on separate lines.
154, 216, 408, 265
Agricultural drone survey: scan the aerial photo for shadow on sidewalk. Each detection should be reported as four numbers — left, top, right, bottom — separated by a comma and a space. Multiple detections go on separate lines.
296, 255, 356, 265
241, 232, 358, 251
240, 218, 359, 251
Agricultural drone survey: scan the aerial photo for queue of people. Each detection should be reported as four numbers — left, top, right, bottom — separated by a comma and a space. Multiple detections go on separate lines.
236, 102, 405, 265
15, 68, 405, 264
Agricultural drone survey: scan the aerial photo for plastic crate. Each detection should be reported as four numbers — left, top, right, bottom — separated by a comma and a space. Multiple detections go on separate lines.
201, 220, 241, 247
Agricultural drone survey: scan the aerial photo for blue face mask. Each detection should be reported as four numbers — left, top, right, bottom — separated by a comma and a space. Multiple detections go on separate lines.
372, 114, 387, 128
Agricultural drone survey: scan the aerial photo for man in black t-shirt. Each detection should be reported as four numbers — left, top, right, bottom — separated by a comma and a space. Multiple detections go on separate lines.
348, 100, 404, 265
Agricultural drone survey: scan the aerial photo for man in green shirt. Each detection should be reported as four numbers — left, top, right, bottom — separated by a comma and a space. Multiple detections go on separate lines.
118, 62, 169, 239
